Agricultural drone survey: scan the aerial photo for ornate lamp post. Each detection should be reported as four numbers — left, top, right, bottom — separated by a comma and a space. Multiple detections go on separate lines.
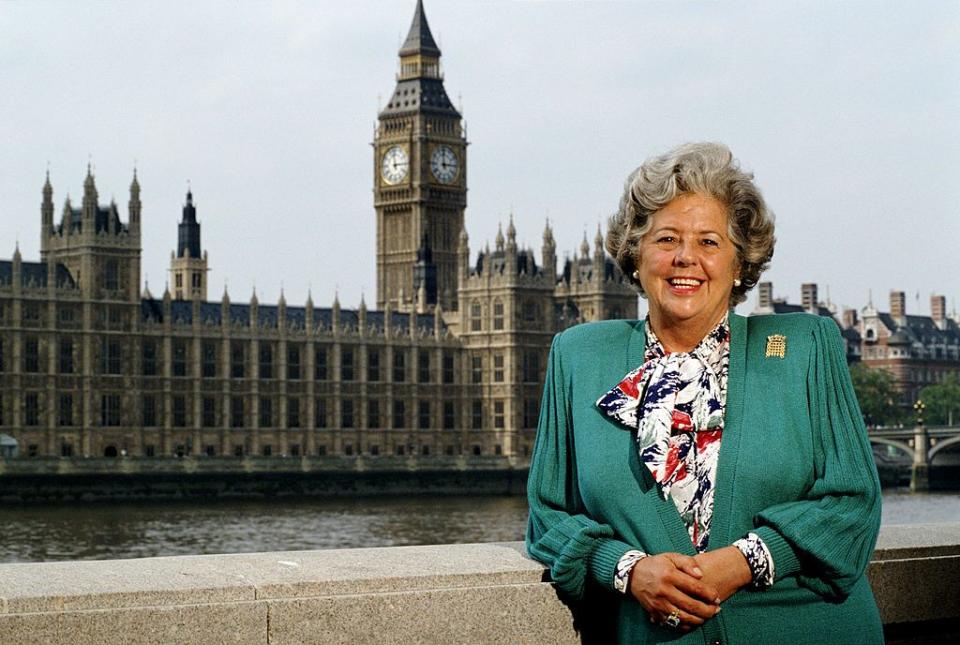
911, 399, 929, 492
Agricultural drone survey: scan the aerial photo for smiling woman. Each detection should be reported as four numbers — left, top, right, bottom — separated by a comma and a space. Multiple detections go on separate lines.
526, 142, 883, 644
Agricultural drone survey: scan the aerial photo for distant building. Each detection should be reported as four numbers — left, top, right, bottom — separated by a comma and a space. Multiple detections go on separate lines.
754, 282, 960, 406
0, 2, 636, 460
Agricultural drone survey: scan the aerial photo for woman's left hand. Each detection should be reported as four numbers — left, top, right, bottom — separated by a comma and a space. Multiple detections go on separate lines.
693, 547, 753, 603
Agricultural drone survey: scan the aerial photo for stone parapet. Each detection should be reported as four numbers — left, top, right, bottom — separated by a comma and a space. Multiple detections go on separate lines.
1, 524, 958, 644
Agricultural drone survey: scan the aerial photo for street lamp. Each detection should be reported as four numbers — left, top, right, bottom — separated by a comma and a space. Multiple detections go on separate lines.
914, 399, 925, 427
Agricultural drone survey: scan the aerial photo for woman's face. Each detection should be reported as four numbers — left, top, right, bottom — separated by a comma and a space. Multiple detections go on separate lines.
636, 193, 739, 338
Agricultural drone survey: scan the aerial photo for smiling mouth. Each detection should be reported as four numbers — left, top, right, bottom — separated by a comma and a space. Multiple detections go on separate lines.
668, 277, 704, 288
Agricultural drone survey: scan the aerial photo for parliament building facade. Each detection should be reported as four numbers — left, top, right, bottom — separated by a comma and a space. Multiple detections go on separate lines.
0, 2, 637, 460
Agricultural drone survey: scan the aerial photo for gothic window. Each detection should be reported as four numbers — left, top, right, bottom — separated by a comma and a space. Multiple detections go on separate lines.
470, 301, 482, 331
23, 302, 40, 323
262, 444, 273, 457
393, 349, 406, 382
143, 395, 157, 427
443, 401, 455, 430
192, 273, 202, 289
175, 273, 183, 288
259, 397, 273, 428
102, 339, 121, 375
472, 400, 483, 430
418, 350, 431, 383
342, 400, 354, 429
442, 353, 454, 384
259, 344, 273, 379
493, 299, 504, 330
523, 398, 539, 429
341, 349, 355, 381
418, 400, 431, 429
202, 342, 217, 378
231, 342, 246, 378
25, 393, 40, 426
315, 347, 328, 380
493, 354, 504, 382
367, 350, 381, 382
59, 338, 74, 374
290, 444, 301, 457
471, 356, 483, 384
24, 337, 39, 373
105, 260, 119, 291
523, 300, 539, 325
143, 341, 158, 376
494, 400, 505, 429
315, 398, 327, 428
522, 351, 540, 383
287, 345, 301, 380
61, 443, 74, 457
367, 400, 381, 428
231, 396, 244, 428
173, 396, 187, 427
287, 398, 300, 428
101, 394, 121, 427
173, 341, 187, 377
202, 397, 216, 428
393, 400, 406, 428
59, 394, 73, 427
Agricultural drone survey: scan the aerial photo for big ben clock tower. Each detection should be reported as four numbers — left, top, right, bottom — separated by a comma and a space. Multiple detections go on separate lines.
375, 0, 466, 312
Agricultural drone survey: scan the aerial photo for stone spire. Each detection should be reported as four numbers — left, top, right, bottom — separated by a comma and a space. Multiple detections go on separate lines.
495, 223, 505, 251
128, 167, 141, 225
580, 231, 590, 259
42, 170, 54, 232
542, 219, 557, 281
177, 189, 201, 259
82, 163, 98, 222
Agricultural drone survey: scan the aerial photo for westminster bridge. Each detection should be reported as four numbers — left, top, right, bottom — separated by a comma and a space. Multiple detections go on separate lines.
869, 424, 960, 491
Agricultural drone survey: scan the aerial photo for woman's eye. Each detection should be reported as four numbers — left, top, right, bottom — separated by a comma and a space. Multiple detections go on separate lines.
657, 236, 675, 244
701, 238, 719, 247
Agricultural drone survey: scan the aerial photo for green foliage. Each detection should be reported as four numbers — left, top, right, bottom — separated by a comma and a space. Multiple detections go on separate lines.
849, 363, 903, 427
919, 374, 960, 426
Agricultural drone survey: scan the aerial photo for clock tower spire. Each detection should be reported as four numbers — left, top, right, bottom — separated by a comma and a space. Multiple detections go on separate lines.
374, 0, 467, 312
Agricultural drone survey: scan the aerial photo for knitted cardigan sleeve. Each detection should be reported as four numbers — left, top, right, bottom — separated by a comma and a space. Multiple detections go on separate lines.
525, 333, 636, 599
751, 317, 882, 600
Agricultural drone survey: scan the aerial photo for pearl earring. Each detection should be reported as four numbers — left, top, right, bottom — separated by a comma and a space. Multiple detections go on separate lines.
734, 278, 742, 287
632, 270, 640, 281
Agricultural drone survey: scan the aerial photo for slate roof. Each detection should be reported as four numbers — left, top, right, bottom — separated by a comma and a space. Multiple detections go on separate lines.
399, 0, 441, 57
138, 299, 441, 335
0, 260, 77, 289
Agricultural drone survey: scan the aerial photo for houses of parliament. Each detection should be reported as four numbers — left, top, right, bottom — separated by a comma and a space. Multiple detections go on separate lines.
0, 2, 637, 461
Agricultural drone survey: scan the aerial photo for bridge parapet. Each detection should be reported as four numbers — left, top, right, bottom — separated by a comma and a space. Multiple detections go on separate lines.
1, 524, 959, 644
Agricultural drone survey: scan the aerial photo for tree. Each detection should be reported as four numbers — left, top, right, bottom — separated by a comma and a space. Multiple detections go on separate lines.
919, 374, 960, 426
849, 363, 903, 427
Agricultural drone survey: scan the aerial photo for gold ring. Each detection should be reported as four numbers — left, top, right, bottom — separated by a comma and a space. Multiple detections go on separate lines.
664, 609, 681, 629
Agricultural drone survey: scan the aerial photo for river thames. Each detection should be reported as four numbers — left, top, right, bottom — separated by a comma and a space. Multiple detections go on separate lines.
1, 489, 958, 564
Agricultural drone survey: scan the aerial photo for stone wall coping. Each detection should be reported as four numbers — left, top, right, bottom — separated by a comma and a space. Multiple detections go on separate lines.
1, 524, 959, 644
0, 542, 541, 615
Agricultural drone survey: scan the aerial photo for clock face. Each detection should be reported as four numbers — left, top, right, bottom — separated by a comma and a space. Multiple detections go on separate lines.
430, 145, 459, 184
381, 146, 409, 184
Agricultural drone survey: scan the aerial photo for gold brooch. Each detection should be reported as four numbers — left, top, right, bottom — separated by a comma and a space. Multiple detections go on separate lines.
765, 334, 787, 359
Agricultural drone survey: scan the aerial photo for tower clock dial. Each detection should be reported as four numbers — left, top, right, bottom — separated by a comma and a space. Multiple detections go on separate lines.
430, 145, 459, 184
381, 146, 409, 184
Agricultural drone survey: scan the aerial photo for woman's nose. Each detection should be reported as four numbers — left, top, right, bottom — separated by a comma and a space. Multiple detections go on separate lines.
673, 241, 696, 266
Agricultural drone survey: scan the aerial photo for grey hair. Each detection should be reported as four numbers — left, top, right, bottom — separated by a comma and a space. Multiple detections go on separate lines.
605, 142, 776, 306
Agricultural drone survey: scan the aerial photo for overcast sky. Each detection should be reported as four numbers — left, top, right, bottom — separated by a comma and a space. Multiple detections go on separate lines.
2, 0, 957, 317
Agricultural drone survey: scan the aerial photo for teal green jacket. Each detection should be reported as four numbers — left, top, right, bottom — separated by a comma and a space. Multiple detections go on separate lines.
526, 313, 883, 644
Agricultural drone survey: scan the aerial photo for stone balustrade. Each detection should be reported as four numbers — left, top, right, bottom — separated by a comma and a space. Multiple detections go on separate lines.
1, 523, 959, 644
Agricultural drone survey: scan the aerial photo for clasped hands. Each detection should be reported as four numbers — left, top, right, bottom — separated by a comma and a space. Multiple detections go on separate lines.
627, 546, 752, 633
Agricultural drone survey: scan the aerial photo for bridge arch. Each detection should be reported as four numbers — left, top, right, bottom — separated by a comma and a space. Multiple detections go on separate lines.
930, 435, 960, 462
868, 437, 915, 462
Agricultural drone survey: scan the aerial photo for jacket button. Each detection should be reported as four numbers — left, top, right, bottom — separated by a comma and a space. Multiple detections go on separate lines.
712, 641, 722, 645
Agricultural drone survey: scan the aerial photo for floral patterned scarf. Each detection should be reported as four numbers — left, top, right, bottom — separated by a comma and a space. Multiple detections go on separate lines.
596, 314, 730, 552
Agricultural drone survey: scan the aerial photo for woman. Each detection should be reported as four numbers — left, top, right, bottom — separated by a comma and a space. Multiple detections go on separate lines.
526, 142, 882, 644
